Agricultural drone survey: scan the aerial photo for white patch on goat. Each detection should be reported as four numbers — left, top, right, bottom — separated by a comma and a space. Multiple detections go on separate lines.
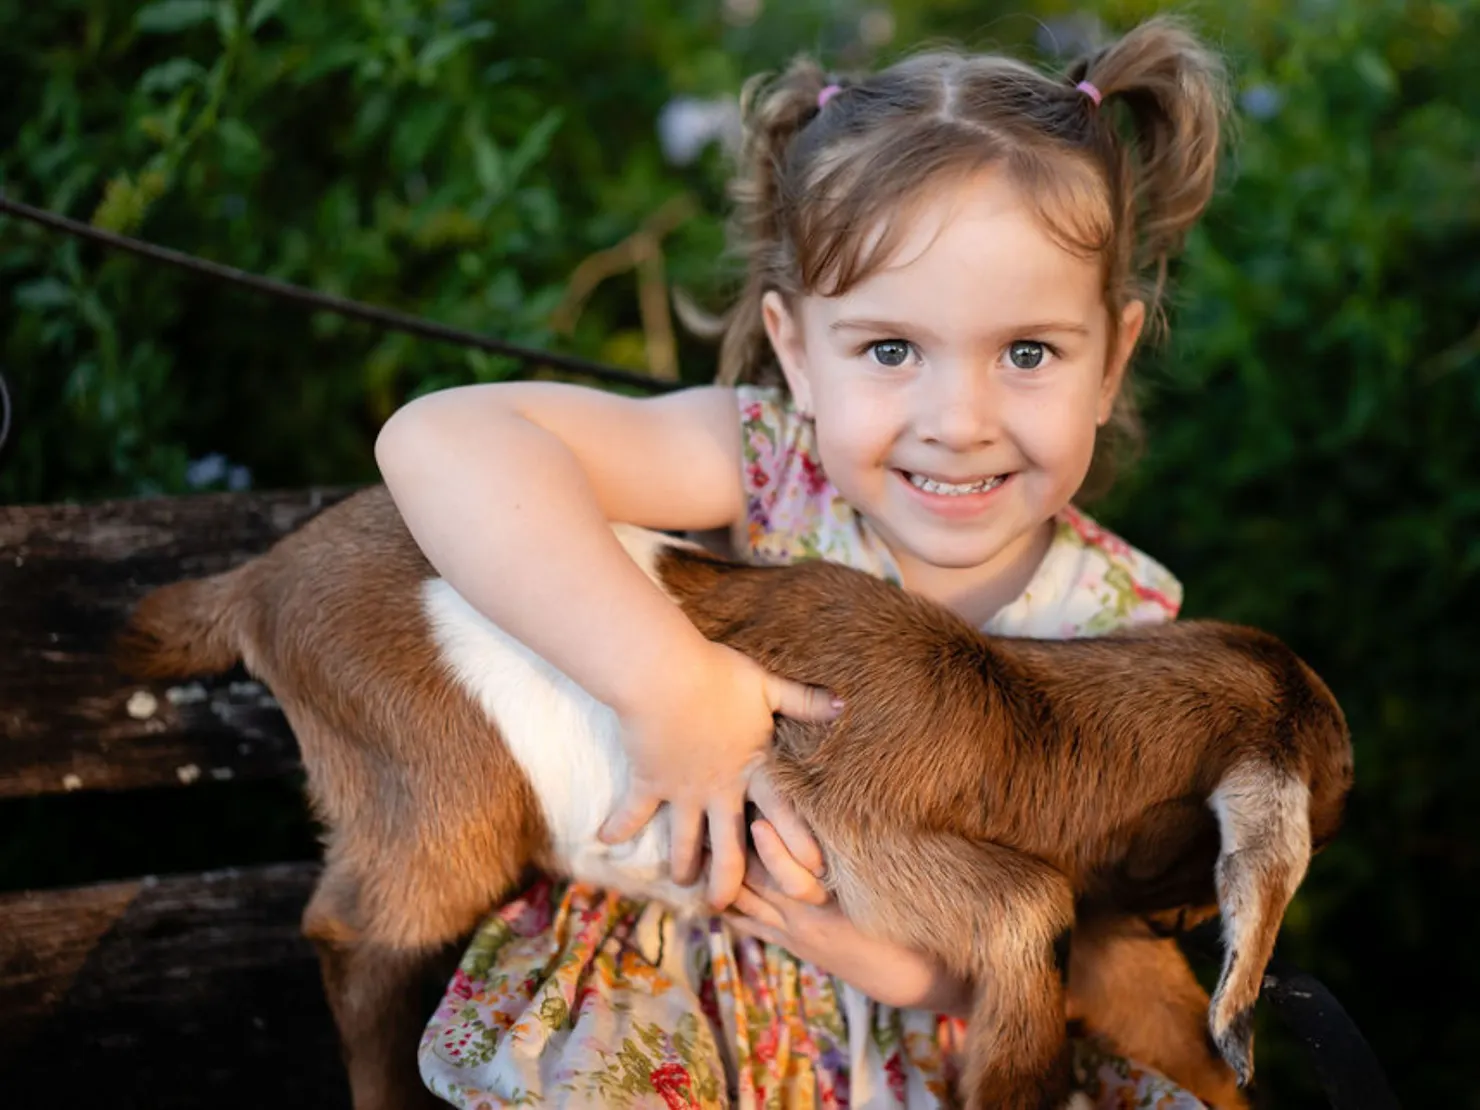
1206, 759, 1311, 1069
422, 524, 709, 916
1208, 763, 1311, 956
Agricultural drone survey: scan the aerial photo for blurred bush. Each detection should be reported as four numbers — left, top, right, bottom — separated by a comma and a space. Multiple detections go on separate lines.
0, 0, 842, 499
2, 0, 1475, 1104
1094, 0, 1479, 1102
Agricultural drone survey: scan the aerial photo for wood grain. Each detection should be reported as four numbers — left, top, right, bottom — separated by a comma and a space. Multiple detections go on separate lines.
0, 862, 348, 1107
0, 488, 356, 798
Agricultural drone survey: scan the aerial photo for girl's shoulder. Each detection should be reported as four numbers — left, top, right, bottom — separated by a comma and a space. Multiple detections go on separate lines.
990, 505, 1184, 639
733, 383, 807, 503
734, 382, 796, 454
730, 384, 895, 577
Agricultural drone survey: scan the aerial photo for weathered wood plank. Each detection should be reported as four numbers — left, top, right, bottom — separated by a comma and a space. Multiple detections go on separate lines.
0, 488, 357, 799
0, 861, 348, 1108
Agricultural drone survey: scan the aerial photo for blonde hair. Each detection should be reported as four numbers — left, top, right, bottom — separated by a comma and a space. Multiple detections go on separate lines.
715, 16, 1228, 496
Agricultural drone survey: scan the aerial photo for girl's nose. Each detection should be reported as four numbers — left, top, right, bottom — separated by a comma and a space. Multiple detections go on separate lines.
916, 363, 998, 450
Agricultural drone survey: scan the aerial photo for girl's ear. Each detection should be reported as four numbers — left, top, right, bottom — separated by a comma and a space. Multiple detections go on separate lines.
1099, 299, 1146, 425
762, 290, 815, 414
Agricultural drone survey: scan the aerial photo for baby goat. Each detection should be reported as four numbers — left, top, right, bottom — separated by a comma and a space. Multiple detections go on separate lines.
117, 486, 1352, 1110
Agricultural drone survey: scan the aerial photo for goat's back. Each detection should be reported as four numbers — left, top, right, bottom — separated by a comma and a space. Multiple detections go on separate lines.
120, 487, 712, 931
648, 552, 1353, 895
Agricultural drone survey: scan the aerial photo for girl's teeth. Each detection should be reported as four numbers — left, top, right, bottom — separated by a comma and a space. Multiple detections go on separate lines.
908, 473, 1005, 496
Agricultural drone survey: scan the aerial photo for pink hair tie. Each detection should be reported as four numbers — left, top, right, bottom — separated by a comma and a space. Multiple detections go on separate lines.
1076, 80, 1103, 107
817, 84, 842, 108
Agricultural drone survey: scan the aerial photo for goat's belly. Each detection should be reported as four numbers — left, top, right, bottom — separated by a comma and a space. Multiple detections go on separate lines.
420, 577, 708, 915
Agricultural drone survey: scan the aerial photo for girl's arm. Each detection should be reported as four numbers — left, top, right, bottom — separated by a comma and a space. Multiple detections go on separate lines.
375, 382, 834, 908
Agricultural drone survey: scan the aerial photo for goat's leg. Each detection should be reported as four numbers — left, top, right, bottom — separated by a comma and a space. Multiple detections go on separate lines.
302, 867, 465, 1110
303, 829, 520, 1110
1067, 916, 1248, 1109
1207, 761, 1312, 1085
830, 832, 1077, 1110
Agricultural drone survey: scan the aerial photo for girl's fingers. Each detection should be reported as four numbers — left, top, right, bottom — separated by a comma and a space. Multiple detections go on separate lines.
764, 674, 842, 724
667, 803, 707, 887
726, 915, 785, 949
705, 795, 750, 909
724, 912, 784, 949
729, 885, 787, 932
598, 789, 661, 845
742, 848, 779, 896
748, 767, 826, 877
752, 819, 830, 905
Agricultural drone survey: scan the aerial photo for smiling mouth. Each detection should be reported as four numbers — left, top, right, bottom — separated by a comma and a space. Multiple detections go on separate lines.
901, 471, 1007, 497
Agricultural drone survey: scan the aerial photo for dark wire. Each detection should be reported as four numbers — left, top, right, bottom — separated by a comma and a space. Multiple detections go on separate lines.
0, 193, 681, 396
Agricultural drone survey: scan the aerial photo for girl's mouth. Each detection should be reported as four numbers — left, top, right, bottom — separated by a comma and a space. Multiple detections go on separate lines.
894, 469, 1013, 520
902, 471, 1007, 497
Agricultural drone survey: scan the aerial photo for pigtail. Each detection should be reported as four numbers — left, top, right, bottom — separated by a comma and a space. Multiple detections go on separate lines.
1060, 17, 1227, 499
1070, 16, 1229, 312
717, 58, 835, 385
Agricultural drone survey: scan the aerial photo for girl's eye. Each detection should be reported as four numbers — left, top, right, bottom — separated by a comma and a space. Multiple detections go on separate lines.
1006, 340, 1048, 370
867, 340, 914, 368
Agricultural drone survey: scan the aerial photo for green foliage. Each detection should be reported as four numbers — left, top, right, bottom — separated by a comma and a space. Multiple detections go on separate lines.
0, 0, 862, 500
2, 0, 1475, 1104
1093, 1, 1479, 1101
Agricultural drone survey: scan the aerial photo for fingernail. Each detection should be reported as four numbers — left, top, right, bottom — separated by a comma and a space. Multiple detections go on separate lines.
830, 697, 845, 710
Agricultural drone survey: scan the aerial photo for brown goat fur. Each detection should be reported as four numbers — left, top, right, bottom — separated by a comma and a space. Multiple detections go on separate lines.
117, 486, 1353, 1110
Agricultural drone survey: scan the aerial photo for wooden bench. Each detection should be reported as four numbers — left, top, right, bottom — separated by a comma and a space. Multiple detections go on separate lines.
1, 488, 1400, 1109
0, 489, 356, 1108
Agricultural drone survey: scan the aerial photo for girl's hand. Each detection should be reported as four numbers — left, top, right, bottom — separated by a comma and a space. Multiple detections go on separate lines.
727, 821, 975, 1018
598, 643, 839, 910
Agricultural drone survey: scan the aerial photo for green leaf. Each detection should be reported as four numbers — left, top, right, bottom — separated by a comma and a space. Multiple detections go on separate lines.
73, 289, 113, 335
14, 278, 74, 311
91, 176, 146, 233
139, 58, 207, 95
415, 20, 496, 75
246, 0, 282, 32
351, 90, 392, 147
215, 0, 239, 41
417, 33, 469, 74
291, 41, 365, 84
1353, 48, 1396, 96
390, 99, 454, 170
470, 130, 504, 194
504, 109, 563, 185
134, 0, 216, 33
215, 117, 263, 173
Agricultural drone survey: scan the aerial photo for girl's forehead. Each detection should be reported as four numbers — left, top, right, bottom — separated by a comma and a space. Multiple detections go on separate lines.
809, 169, 1104, 327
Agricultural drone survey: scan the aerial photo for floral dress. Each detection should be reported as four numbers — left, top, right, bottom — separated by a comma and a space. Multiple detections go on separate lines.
418, 385, 1199, 1109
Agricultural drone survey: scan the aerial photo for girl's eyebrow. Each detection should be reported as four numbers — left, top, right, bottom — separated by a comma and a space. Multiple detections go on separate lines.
1016, 321, 1095, 337
829, 318, 1094, 338
829, 318, 941, 341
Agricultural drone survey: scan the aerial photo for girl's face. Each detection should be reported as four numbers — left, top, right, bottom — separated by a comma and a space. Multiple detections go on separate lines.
763, 166, 1143, 591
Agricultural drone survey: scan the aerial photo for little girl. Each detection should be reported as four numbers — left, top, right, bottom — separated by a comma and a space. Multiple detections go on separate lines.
381, 15, 1231, 1109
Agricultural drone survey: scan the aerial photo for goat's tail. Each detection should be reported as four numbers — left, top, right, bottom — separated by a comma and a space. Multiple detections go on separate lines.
113, 571, 246, 679
1205, 760, 1313, 1088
